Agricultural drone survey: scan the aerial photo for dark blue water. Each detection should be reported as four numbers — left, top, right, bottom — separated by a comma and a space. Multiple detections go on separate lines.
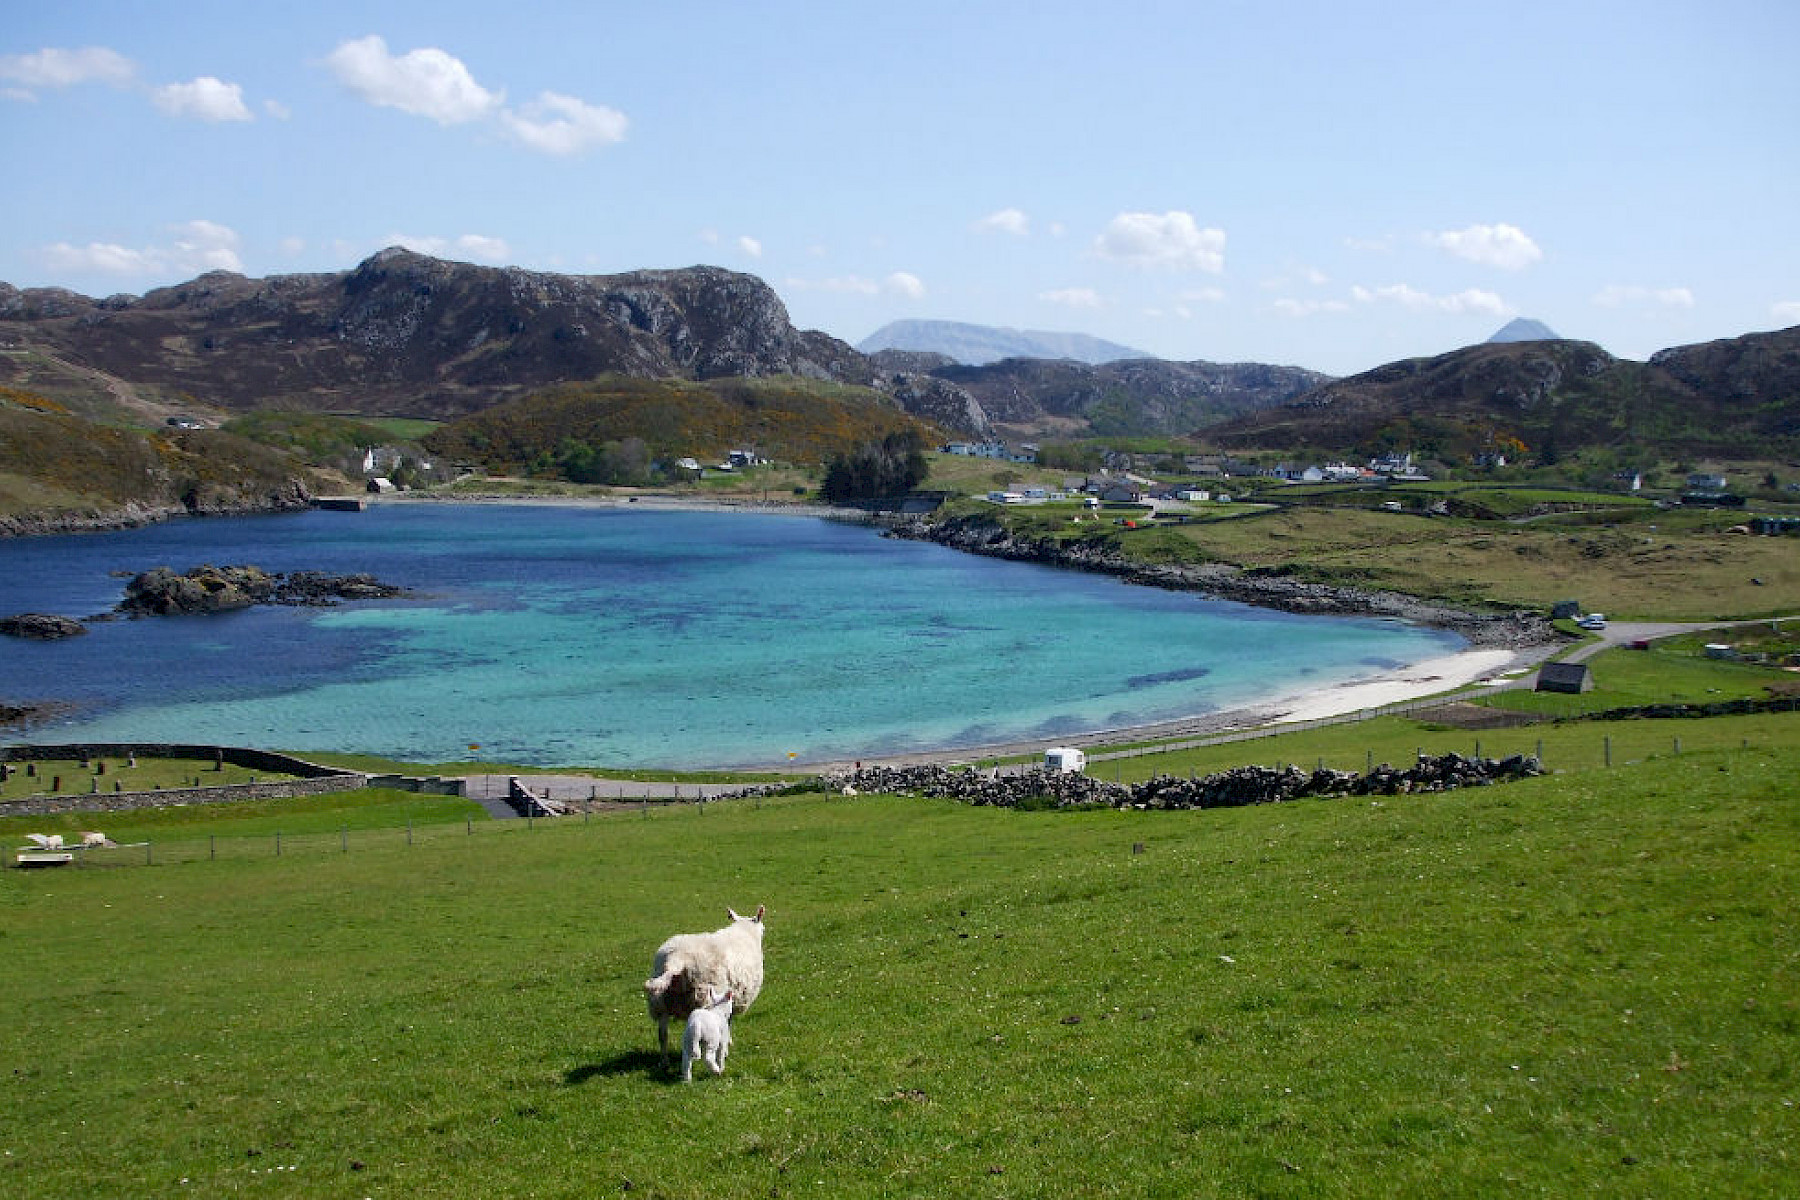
0, 504, 1461, 767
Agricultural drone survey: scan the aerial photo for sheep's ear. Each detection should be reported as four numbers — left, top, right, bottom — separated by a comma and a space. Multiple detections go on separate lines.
754, 904, 764, 922
728, 907, 743, 922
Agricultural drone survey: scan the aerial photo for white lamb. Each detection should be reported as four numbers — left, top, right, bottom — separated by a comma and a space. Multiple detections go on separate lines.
680, 988, 734, 1082
644, 905, 765, 1067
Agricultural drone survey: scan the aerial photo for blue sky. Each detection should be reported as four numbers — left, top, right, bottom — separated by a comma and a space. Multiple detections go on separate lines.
3, 0, 1796, 376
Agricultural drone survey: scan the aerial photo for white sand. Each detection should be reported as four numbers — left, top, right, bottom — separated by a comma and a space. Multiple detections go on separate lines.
1251, 648, 1527, 725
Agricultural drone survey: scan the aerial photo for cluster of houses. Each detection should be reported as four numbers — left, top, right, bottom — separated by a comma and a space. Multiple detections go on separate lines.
978, 450, 1435, 507
943, 441, 1039, 463
673, 449, 767, 476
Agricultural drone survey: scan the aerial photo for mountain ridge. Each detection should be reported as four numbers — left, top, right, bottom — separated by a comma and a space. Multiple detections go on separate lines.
858, 319, 1152, 365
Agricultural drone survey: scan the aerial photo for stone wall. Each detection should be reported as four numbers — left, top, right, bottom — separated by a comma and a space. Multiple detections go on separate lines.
811, 752, 1544, 811
2, 773, 369, 818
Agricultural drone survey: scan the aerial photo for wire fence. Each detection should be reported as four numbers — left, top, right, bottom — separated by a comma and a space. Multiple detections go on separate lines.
16, 791, 746, 870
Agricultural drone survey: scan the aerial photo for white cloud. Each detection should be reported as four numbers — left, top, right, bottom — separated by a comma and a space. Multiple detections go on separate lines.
1180, 286, 1227, 303
263, 98, 291, 120
279, 236, 306, 258
386, 232, 511, 262
973, 207, 1030, 236
500, 91, 627, 155
1424, 223, 1542, 271
1352, 283, 1508, 315
41, 241, 156, 275
1094, 211, 1225, 273
0, 46, 135, 91
885, 271, 926, 299
1344, 234, 1396, 254
39, 219, 244, 278
1772, 300, 1800, 325
324, 35, 501, 125
1592, 284, 1694, 309
169, 219, 244, 272
153, 76, 253, 122
1039, 287, 1103, 309
737, 235, 763, 258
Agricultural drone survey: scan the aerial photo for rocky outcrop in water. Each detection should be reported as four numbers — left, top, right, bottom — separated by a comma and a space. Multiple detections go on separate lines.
0, 613, 87, 639
116, 565, 409, 615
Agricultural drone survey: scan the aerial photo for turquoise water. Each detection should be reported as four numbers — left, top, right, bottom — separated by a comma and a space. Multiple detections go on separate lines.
0, 504, 1461, 767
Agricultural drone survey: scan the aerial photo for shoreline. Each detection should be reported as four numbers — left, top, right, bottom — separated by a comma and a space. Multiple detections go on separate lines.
781, 645, 1545, 773
5, 492, 1565, 769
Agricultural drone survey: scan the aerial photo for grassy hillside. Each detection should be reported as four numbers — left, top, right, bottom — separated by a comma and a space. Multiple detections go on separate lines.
957, 491, 1800, 620
2, 738, 1794, 1197
0, 394, 321, 523
421, 375, 936, 477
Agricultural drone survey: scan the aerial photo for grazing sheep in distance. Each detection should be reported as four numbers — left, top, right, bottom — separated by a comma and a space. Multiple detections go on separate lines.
645, 905, 765, 1066
680, 988, 735, 1082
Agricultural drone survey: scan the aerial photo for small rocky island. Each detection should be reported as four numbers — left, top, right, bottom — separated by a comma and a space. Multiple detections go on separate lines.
115, 564, 410, 615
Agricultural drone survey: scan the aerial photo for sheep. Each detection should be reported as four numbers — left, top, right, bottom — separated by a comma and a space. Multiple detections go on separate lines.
679, 988, 734, 1082
644, 905, 764, 1066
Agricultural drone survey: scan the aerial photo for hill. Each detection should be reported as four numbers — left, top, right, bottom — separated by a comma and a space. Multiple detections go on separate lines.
0, 249, 876, 422
1207, 329, 1800, 460
420, 375, 937, 479
0, 389, 319, 534
858, 319, 1151, 365
931, 356, 1333, 438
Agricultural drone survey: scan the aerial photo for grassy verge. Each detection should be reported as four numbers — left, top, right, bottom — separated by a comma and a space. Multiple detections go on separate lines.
2, 743, 1795, 1197
0, 754, 299, 804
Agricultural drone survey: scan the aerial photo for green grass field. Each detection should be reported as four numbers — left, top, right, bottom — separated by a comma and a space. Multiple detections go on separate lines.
3, 735, 1795, 1198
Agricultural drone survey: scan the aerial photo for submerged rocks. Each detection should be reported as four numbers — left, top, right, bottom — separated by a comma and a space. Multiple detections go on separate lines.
117, 564, 409, 616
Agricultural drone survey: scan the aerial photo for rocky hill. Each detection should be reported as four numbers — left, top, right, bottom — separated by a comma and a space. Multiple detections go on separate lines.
1207, 328, 1800, 459
0, 249, 877, 421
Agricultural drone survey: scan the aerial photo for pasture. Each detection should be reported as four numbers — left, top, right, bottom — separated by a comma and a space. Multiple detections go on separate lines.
3, 740, 1796, 1197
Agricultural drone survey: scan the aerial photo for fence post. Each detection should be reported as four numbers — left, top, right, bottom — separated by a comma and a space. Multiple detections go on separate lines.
276, 831, 281, 857
1474, 739, 1481, 760
146, 841, 153, 865
1536, 738, 1543, 762
209, 835, 215, 861
1604, 736, 1612, 768
407, 819, 413, 846
341, 826, 348, 854
466, 817, 472, 836
1674, 736, 1681, 755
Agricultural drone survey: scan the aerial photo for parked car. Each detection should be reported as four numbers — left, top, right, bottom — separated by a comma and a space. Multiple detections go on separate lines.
1576, 613, 1607, 630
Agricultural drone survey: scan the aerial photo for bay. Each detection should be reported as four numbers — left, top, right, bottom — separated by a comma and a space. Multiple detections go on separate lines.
0, 504, 1462, 768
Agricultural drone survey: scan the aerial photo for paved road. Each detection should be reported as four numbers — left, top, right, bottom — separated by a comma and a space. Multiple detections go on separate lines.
460, 774, 748, 805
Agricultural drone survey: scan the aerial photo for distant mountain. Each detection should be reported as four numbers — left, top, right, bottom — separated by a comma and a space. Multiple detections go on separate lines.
1207, 327, 1800, 458
859, 319, 1152, 366
1488, 317, 1562, 343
